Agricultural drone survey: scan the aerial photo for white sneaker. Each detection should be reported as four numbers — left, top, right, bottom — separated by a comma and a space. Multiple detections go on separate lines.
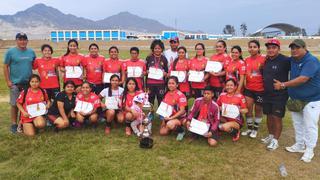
249, 130, 258, 138
261, 134, 273, 144
241, 129, 252, 136
301, 148, 314, 163
267, 139, 279, 151
285, 143, 306, 153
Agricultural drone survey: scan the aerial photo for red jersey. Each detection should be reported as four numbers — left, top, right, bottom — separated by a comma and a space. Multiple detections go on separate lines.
121, 91, 143, 109
209, 53, 231, 87
162, 90, 187, 116
82, 55, 104, 85
60, 54, 85, 85
122, 59, 146, 90
217, 92, 246, 125
189, 57, 208, 89
33, 57, 60, 89
103, 58, 123, 74
245, 55, 266, 92
169, 59, 190, 93
17, 88, 49, 123
198, 102, 209, 121
76, 92, 101, 109
224, 59, 246, 81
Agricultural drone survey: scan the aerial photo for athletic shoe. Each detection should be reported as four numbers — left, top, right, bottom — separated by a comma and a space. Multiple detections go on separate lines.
285, 143, 306, 153
10, 124, 18, 134
249, 130, 258, 138
241, 129, 252, 136
267, 139, 279, 151
232, 130, 240, 142
17, 124, 23, 133
176, 132, 185, 141
261, 134, 273, 144
301, 148, 314, 163
104, 127, 111, 135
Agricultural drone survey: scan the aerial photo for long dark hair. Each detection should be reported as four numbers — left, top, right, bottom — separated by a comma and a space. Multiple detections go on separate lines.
121, 77, 140, 107
195, 43, 206, 57
163, 76, 179, 100
231, 45, 243, 60
22, 74, 46, 105
108, 74, 120, 97
172, 46, 187, 71
64, 39, 79, 56
248, 40, 261, 54
217, 40, 227, 53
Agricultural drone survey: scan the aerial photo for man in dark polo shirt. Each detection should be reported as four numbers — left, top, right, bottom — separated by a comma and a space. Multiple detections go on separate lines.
261, 39, 290, 150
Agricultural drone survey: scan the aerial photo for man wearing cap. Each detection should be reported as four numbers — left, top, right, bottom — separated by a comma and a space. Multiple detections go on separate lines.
273, 39, 320, 162
260, 39, 290, 150
3, 33, 36, 133
164, 37, 180, 69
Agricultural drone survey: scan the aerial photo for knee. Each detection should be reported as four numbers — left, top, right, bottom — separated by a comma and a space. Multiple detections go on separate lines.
208, 139, 218, 147
125, 113, 133, 121
34, 118, 46, 129
159, 128, 169, 136
166, 121, 176, 130
89, 114, 98, 123
76, 114, 84, 123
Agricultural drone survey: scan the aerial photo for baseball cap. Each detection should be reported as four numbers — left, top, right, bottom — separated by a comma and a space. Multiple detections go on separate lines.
133, 93, 145, 104
289, 39, 306, 48
169, 37, 179, 43
265, 39, 280, 47
15, 32, 28, 40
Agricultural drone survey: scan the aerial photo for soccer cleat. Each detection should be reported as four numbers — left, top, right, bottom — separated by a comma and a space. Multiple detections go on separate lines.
241, 129, 252, 136
267, 139, 279, 151
249, 130, 258, 138
301, 148, 314, 163
285, 143, 306, 153
10, 124, 18, 134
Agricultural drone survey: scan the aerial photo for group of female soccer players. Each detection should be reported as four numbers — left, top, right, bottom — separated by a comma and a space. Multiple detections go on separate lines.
17, 38, 266, 147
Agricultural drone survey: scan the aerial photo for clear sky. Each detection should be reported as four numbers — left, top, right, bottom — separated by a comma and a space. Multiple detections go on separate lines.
1, 0, 319, 35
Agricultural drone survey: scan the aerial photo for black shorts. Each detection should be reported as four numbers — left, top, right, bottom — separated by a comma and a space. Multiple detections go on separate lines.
210, 86, 224, 100
92, 84, 104, 95
244, 89, 263, 104
263, 102, 286, 118
45, 88, 60, 100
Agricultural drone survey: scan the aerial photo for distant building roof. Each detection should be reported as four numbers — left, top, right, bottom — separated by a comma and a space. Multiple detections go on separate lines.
252, 23, 302, 36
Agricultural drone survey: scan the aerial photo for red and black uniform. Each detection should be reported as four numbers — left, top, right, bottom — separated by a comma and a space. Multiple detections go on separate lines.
244, 55, 266, 104
17, 88, 49, 124
189, 57, 208, 98
33, 57, 60, 99
224, 59, 246, 82
82, 55, 105, 94
209, 53, 231, 99
60, 54, 85, 86
217, 92, 246, 126
102, 58, 124, 88
169, 59, 190, 94
146, 55, 168, 105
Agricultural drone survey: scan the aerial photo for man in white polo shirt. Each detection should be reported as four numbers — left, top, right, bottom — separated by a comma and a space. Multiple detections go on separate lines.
164, 37, 180, 69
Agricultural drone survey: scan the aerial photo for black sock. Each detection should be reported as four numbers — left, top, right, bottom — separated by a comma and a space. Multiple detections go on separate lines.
229, 128, 239, 137
176, 126, 184, 133
106, 121, 112, 128
247, 123, 253, 130
253, 122, 259, 131
125, 121, 131, 127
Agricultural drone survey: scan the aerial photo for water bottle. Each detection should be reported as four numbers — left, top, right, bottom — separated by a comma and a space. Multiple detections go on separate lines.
279, 163, 288, 177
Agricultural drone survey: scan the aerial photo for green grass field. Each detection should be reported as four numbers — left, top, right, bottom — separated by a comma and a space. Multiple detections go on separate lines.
0, 47, 319, 179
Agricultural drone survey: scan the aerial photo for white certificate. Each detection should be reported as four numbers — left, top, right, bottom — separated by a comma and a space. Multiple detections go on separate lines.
103, 73, 120, 83
188, 71, 204, 82
189, 118, 210, 136
156, 102, 173, 118
74, 100, 94, 114
26, 102, 47, 118
65, 66, 82, 78
205, 61, 223, 73
170, 71, 186, 82
127, 67, 143, 78
105, 96, 120, 110
222, 103, 240, 119
148, 67, 164, 80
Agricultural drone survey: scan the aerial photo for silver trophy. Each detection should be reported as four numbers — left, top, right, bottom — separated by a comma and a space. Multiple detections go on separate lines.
140, 92, 154, 148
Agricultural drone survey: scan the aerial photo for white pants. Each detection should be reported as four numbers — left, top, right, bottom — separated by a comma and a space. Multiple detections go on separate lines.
291, 101, 320, 149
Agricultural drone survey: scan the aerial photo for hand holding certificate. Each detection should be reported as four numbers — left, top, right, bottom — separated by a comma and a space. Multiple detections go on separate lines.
127, 67, 143, 78
170, 71, 186, 82
148, 67, 164, 80
103, 73, 120, 83
156, 102, 173, 118
65, 66, 83, 78
26, 102, 47, 118
105, 96, 120, 110
205, 61, 223, 73
188, 70, 204, 82
74, 100, 94, 114
222, 103, 240, 119
189, 118, 210, 136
